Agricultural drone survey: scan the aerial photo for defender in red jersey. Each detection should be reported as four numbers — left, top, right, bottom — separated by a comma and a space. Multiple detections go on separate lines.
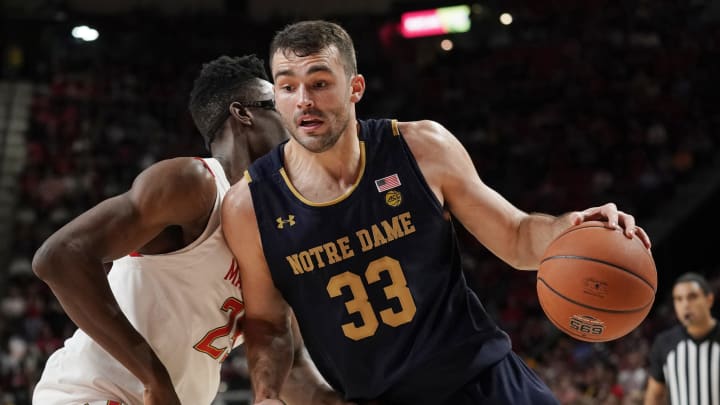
32, 55, 349, 405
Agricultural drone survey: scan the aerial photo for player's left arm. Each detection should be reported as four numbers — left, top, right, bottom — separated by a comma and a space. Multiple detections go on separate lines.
399, 120, 651, 271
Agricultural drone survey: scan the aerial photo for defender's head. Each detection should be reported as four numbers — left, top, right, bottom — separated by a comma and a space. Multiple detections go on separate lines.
189, 54, 286, 155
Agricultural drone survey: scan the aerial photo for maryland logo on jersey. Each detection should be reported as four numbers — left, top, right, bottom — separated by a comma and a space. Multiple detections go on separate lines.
276, 215, 296, 229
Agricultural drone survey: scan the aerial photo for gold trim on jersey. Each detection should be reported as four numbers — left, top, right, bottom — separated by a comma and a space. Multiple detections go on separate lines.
279, 141, 366, 207
391, 119, 399, 136
243, 170, 252, 183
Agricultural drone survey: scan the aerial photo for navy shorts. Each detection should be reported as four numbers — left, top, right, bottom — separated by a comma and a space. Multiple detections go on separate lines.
445, 351, 559, 405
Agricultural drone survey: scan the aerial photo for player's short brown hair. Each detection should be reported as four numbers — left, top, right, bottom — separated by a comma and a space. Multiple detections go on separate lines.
270, 20, 358, 76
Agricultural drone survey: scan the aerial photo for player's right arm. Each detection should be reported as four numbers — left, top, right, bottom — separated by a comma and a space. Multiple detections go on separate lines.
282, 312, 357, 404
221, 178, 294, 404
222, 179, 353, 404
398, 120, 650, 270
643, 376, 667, 405
32, 157, 216, 405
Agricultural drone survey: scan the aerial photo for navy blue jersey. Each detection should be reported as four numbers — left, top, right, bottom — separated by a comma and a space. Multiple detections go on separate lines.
247, 119, 511, 404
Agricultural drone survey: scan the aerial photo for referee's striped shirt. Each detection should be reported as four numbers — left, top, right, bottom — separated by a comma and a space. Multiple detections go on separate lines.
648, 324, 720, 405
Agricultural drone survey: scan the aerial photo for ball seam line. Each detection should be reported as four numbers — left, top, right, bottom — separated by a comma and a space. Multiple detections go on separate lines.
540, 255, 656, 291
536, 277, 654, 313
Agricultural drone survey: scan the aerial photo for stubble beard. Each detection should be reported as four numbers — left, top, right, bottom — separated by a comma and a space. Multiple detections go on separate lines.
290, 112, 351, 154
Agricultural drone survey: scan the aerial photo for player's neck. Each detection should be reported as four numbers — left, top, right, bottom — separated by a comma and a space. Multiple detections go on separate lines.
687, 317, 717, 340
283, 126, 362, 203
287, 124, 361, 183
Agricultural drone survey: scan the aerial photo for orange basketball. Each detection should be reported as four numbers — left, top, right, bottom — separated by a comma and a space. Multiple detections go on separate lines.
537, 221, 657, 342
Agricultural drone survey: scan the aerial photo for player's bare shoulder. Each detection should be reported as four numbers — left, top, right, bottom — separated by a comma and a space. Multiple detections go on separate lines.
221, 175, 264, 257
397, 120, 465, 169
395, 120, 473, 207
129, 157, 217, 223
396, 120, 457, 160
222, 175, 256, 226
396, 119, 451, 141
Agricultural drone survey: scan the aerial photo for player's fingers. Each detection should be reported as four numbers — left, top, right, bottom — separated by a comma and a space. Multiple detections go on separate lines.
577, 203, 617, 226
616, 211, 637, 237
584, 202, 619, 229
567, 211, 583, 226
575, 207, 603, 224
633, 226, 652, 250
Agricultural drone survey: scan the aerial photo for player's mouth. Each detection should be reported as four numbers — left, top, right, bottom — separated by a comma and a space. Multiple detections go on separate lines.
297, 116, 324, 131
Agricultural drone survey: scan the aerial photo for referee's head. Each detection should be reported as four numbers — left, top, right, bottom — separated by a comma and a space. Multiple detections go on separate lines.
672, 272, 715, 328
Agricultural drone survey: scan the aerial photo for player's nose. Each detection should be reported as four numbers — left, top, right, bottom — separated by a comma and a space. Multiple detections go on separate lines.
296, 85, 314, 109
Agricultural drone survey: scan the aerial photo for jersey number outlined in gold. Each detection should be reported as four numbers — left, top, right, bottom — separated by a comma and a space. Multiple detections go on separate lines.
326, 256, 417, 341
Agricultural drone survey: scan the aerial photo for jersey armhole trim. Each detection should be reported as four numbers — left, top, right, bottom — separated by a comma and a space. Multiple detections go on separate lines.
193, 157, 216, 178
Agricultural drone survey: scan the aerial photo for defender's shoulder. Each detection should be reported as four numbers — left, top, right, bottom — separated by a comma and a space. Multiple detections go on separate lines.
137, 157, 216, 187
129, 156, 218, 219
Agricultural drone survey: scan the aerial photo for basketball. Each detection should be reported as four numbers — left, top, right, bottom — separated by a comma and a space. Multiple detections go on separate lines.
537, 221, 657, 342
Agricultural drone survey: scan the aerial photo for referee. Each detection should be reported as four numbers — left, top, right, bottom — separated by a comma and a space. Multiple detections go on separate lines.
644, 272, 719, 405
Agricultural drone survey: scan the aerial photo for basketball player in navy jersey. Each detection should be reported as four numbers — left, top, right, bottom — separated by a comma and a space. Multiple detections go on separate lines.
222, 21, 652, 405
32, 55, 349, 405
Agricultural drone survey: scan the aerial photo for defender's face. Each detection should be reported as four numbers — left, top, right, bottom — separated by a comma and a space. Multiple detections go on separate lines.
673, 281, 714, 328
247, 79, 289, 158
271, 46, 360, 153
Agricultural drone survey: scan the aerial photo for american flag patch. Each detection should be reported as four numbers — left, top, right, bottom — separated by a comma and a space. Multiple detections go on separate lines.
375, 174, 401, 192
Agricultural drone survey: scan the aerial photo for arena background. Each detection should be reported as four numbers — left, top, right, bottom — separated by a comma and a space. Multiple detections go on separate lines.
2, 0, 720, 403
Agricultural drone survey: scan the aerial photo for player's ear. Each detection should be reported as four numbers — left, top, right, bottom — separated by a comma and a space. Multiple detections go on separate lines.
349, 74, 365, 104
230, 102, 252, 126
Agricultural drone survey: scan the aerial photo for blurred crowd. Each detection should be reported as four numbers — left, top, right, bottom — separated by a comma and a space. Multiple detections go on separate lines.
2, 0, 720, 404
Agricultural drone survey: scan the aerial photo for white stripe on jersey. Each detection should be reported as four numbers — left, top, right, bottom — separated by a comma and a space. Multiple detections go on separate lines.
668, 350, 680, 405
712, 343, 719, 405
689, 340, 697, 405
679, 340, 688, 405
700, 341, 709, 405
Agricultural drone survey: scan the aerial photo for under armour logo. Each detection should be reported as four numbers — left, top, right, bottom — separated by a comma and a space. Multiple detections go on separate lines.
276, 215, 296, 229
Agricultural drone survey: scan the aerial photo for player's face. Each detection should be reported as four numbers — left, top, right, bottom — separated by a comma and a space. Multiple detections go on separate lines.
271, 46, 362, 153
672, 281, 714, 328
